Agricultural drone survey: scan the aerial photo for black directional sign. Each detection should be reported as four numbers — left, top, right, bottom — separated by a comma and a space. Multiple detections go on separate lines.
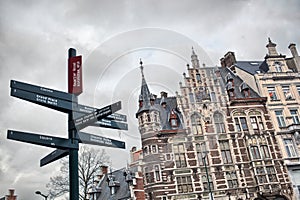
11, 80, 127, 123
92, 118, 128, 130
76, 104, 127, 122
7, 130, 78, 150
11, 88, 74, 113
40, 149, 69, 167
78, 131, 125, 149
73, 101, 122, 130
11, 80, 75, 102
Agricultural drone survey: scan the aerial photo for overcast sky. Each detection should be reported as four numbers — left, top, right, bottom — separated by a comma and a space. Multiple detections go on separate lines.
1, 0, 300, 199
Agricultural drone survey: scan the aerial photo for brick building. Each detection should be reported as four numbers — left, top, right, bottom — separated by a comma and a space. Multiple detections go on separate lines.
221, 39, 300, 199
132, 48, 294, 199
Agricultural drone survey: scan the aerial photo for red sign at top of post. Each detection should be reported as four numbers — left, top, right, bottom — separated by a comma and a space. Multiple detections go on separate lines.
68, 56, 82, 95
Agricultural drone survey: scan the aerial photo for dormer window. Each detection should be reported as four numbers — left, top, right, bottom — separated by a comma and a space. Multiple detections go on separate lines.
274, 61, 282, 72
169, 110, 179, 129
226, 81, 235, 97
226, 73, 234, 83
240, 82, 250, 97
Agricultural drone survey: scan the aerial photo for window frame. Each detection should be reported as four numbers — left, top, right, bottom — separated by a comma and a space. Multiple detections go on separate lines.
267, 87, 278, 100
191, 114, 203, 135
275, 110, 286, 128
173, 143, 187, 168
214, 112, 225, 133
220, 141, 233, 164
177, 176, 193, 193
284, 138, 297, 158
290, 109, 300, 124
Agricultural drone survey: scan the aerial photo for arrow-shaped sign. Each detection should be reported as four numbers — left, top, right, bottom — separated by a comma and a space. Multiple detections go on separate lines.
76, 104, 127, 122
40, 149, 69, 167
7, 130, 78, 150
73, 101, 122, 130
10, 80, 127, 123
78, 132, 125, 149
92, 118, 128, 130
11, 80, 75, 102
11, 88, 73, 113
40, 130, 126, 167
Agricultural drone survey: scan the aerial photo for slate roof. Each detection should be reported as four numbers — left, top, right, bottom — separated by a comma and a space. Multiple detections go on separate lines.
234, 61, 263, 75
234, 60, 271, 75
219, 67, 261, 99
96, 168, 131, 200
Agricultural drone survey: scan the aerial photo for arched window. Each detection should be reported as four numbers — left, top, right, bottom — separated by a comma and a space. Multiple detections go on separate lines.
214, 112, 225, 133
191, 114, 203, 135
233, 111, 248, 132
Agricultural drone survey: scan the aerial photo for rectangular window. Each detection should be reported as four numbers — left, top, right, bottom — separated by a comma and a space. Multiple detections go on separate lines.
226, 171, 238, 188
220, 141, 232, 164
152, 145, 157, 153
250, 117, 258, 130
154, 165, 161, 181
282, 85, 292, 99
268, 87, 278, 100
177, 176, 193, 193
234, 117, 248, 131
260, 145, 270, 159
297, 85, 300, 96
196, 73, 201, 82
210, 92, 217, 102
250, 146, 261, 159
173, 144, 187, 168
290, 109, 300, 124
196, 143, 207, 165
144, 167, 152, 183
256, 167, 267, 183
275, 110, 286, 127
235, 118, 241, 131
284, 139, 297, 157
266, 166, 277, 182
249, 116, 264, 130
202, 175, 214, 191
189, 93, 194, 103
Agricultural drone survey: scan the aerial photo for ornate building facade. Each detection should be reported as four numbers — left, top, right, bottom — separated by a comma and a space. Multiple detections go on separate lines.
132, 47, 294, 199
221, 39, 300, 199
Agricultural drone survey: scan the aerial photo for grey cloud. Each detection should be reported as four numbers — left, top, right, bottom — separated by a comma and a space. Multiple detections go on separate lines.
1, 0, 300, 199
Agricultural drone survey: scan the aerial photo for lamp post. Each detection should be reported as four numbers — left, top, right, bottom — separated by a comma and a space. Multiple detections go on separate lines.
35, 191, 48, 200
202, 142, 214, 200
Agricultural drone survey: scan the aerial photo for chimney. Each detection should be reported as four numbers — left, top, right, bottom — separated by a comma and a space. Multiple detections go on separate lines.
6, 189, 17, 200
220, 51, 236, 67
288, 43, 299, 57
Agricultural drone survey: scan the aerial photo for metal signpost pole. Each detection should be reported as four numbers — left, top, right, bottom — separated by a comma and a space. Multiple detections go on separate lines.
6, 48, 127, 200
68, 48, 79, 200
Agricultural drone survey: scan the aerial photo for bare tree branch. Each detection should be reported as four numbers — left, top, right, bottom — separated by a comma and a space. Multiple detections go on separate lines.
46, 146, 109, 200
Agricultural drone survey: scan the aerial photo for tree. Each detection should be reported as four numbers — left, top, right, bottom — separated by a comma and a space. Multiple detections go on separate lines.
46, 146, 110, 200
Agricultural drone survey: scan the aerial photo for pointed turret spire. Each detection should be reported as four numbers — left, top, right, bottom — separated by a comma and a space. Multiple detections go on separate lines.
137, 59, 153, 115
191, 47, 200, 68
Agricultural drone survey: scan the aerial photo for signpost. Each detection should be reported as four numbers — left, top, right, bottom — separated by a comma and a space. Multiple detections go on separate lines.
6, 48, 127, 200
